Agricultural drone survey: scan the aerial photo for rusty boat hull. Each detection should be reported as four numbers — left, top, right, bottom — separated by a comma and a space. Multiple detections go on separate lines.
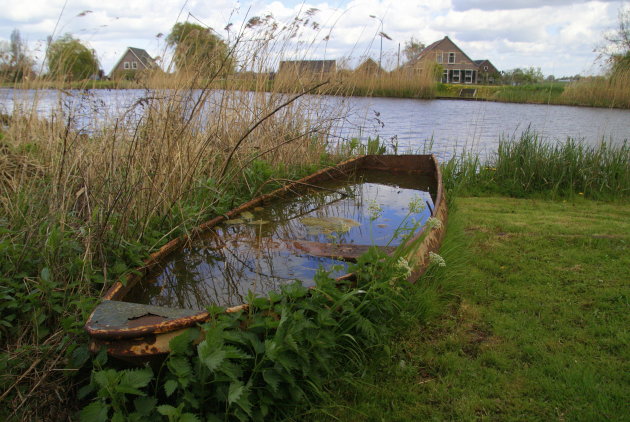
85, 155, 448, 360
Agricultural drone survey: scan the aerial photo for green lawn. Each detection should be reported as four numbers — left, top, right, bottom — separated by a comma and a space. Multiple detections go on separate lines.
312, 197, 629, 421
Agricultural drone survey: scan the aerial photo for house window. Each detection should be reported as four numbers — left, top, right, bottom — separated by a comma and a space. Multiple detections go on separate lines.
465, 69, 472, 83
436, 52, 443, 64
448, 52, 455, 64
442, 70, 448, 83
484, 66, 488, 71
132, 61, 138, 69
452, 69, 460, 83
123, 61, 130, 69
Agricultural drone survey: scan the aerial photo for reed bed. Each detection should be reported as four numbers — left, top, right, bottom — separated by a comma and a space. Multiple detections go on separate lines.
442, 130, 630, 200
561, 70, 630, 109
335, 66, 437, 98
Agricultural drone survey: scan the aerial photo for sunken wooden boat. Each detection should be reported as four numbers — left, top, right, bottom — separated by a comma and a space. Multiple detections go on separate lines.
85, 155, 447, 359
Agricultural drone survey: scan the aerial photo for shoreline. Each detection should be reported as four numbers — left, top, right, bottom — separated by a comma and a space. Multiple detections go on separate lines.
2, 82, 629, 110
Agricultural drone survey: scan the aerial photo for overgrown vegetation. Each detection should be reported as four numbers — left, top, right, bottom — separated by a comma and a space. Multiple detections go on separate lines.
0, 11, 356, 418
561, 69, 630, 109
442, 130, 630, 200
79, 235, 443, 421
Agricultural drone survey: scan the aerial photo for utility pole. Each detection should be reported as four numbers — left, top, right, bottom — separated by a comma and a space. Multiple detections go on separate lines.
369, 15, 392, 72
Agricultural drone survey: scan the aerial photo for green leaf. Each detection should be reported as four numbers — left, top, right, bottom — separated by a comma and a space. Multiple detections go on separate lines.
80, 401, 109, 422
198, 342, 226, 372
93, 369, 118, 390
94, 348, 108, 367
40, 267, 51, 282
134, 396, 158, 416
169, 328, 199, 355
282, 281, 308, 299
77, 383, 94, 400
164, 379, 178, 397
120, 367, 154, 389
70, 344, 90, 368
111, 412, 125, 422
262, 368, 281, 393
111, 261, 127, 275
228, 381, 245, 405
114, 385, 145, 396
157, 404, 178, 418
205, 304, 225, 316
168, 356, 192, 379
179, 414, 201, 422
223, 345, 252, 360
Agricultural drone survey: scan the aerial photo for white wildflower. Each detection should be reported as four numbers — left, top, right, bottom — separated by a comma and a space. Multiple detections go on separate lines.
428, 251, 446, 267
426, 217, 442, 230
367, 200, 383, 221
396, 257, 413, 279
408, 195, 426, 214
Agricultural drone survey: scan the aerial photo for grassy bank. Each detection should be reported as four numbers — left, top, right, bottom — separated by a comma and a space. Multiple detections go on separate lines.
436, 81, 566, 104
310, 196, 629, 421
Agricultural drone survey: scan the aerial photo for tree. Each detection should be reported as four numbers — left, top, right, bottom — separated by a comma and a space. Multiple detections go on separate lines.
0, 29, 35, 82
46, 34, 99, 80
597, 5, 630, 75
166, 22, 233, 75
402, 37, 425, 62
500, 67, 544, 85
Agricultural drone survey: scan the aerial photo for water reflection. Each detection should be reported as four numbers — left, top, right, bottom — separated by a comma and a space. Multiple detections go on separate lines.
126, 170, 434, 309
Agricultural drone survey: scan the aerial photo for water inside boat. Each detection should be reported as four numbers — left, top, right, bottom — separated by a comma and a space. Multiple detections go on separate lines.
126, 169, 435, 310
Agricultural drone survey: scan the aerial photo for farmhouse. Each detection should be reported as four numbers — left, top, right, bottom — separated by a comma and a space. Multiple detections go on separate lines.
109, 47, 158, 78
406, 36, 499, 84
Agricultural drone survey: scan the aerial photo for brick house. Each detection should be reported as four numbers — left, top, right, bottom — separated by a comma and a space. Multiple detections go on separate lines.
405, 36, 499, 84
109, 47, 158, 78
473, 59, 500, 84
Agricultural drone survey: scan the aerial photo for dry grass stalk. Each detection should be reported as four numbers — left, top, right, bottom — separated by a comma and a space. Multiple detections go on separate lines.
0, 12, 352, 418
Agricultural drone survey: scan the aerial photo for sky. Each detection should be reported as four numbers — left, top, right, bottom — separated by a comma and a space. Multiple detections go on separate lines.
0, 0, 626, 77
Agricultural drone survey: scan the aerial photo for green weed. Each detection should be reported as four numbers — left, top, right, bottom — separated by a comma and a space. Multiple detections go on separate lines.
76, 205, 443, 421
442, 130, 630, 200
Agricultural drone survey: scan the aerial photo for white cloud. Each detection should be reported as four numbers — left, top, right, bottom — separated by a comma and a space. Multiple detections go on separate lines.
451, 0, 618, 11
0, 0, 624, 76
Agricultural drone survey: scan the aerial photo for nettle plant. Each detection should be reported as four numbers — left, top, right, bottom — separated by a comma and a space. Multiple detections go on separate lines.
80, 204, 445, 422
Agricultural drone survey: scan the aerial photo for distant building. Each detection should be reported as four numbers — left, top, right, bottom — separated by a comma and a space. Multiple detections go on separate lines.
404, 36, 499, 84
277, 60, 336, 79
355, 58, 385, 76
473, 60, 500, 84
109, 47, 158, 78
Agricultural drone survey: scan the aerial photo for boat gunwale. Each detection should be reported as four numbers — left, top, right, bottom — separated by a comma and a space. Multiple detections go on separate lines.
85, 155, 446, 342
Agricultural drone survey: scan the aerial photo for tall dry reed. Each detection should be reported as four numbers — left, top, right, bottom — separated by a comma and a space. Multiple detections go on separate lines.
0, 11, 353, 419
561, 69, 630, 108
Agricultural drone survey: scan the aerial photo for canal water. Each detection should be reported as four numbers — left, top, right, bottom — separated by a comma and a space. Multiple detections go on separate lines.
1, 88, 628, 159
125, 169, 434, 309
